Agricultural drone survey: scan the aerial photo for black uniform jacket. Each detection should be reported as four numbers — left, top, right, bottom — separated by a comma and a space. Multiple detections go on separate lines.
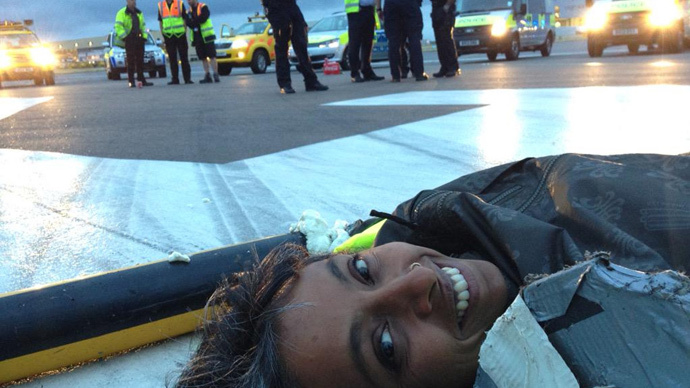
372, 153, 690, 292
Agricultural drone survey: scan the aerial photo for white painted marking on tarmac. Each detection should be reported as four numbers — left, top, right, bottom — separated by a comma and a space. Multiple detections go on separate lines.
0, 97, 53, 121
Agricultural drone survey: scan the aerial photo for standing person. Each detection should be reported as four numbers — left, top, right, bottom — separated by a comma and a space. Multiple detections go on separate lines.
431, 0, 460, 77
261, 0, 328, 94
345, 0, 385, 83
377, 0, 428, 82
114, 0, 153, 88
185, 0, 219, 83
158, 0, 193, 85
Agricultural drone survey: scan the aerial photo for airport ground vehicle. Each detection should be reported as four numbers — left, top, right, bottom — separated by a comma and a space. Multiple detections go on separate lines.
215, 15, 275, 75
584, 0, 690, 57
453, 0, 557, 61
103, 31, 167, 80
288, 11, 388, 70
0, 20, 56, 88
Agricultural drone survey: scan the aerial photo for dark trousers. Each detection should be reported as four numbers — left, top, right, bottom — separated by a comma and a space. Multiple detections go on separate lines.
266, 4, 317, 88
431, 4, 459, 71
125, 37, 146, 83
347, 6, 376, 78
164, 34, 192, 82
384, 2, 424, 80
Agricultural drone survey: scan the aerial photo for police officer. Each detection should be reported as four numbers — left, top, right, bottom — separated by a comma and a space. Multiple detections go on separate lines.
158, 0, 193, 84
345, 0, 385, 83
262, 0, 328, 94
185, 0, 220, 83
431, 0, 460, 77
377, 0, 428, 82
114, 0, 153, 87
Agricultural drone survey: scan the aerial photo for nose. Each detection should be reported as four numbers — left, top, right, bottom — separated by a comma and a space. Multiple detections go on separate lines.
368, 264, 436, 317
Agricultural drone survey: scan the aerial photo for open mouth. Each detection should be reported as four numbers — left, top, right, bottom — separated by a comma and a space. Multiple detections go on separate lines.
441, 267, 470, 327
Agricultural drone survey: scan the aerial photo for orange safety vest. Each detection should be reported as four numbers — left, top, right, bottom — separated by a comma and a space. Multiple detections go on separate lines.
189, 3, 216, 44
158, 0, 185, 37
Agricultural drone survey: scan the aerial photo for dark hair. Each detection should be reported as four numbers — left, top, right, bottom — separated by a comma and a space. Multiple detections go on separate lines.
174, 243, 328, 388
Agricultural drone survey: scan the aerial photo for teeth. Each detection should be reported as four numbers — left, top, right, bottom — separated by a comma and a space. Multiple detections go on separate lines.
442, 267, 471, 321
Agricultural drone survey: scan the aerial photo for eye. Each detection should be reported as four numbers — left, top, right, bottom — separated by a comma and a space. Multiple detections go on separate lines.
379, 323, 397, 370
352, 254, 373, 284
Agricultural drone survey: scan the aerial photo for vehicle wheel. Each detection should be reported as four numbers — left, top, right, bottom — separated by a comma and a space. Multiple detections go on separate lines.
340, 46, 350, 71
112, 71, 121, 80
34, 76, 44, 86
487, 50, 498, 61
587, 35, 604, 57
505, 34, 520, 60
158, 67, 167, 78
218, 63, 233, 76
251, 49, 270, 74
661, 26, 683, 54
149, 71, 156, 78
45, 71, 55, 86
540, 33, 553, 57
627, 43, 640, 54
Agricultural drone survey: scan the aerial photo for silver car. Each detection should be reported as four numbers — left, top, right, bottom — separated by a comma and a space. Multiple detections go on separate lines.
289, 11, 388, 70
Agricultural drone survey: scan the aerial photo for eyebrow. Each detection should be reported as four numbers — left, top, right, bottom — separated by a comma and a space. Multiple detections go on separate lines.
326, 255, 348, 283
350, 314, 377, 387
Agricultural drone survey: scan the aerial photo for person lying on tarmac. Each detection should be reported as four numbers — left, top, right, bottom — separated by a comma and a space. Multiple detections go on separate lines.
174, 153, 689, 388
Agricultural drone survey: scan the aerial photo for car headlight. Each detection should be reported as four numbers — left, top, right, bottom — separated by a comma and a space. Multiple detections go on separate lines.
649, 0, 681, 27
584, 4, 608, 31
491, 20, 508, 36
30, 47, 56, 66
0, 50, 10, 69
233, 39, 249, 49
318, 38, 340, 49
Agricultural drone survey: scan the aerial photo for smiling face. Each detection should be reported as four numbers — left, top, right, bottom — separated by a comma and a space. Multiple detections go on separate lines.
278, 242, 508, 388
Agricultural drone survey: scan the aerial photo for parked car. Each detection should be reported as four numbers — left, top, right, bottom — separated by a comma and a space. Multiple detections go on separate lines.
215, 15, 275, 75
288, 11, 388, 70
103, 31, 166, 80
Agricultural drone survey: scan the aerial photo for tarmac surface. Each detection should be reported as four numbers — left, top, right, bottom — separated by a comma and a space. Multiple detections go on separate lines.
1, 38, 690, 386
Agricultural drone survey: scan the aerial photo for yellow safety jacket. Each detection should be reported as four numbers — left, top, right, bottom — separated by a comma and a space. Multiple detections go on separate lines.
189, 3, 216, 44
345, 0, 360, 13
159, 0, 186, 38
114, 7, 148, 48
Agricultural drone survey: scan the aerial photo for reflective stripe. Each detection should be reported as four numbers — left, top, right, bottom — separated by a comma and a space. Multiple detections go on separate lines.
159, 0, 185, 37
191, 3, 215, 44
345, 0, 360, 14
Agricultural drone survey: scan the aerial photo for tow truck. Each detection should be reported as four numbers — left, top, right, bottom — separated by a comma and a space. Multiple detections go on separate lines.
584, 0, 690, 56
214, 14, 275, 75
0, 20, 56, 88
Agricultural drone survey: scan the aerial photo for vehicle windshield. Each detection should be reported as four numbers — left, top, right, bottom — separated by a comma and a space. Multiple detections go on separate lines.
309, 14, 348, 32
235, 21, 268, 35
460, 0, 514, 13
0, 33, 40, 49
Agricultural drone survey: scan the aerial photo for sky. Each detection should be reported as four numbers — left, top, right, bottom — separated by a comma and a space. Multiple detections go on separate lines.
2, 0, 435, 43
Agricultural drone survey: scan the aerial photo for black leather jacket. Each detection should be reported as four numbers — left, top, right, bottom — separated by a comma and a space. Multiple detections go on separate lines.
372, 153, 690, 293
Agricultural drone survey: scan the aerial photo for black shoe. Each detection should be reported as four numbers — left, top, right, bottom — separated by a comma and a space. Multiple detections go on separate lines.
390, 78, 401, 83
280, 85, 296, 94
445, 68, 462, 77
168, 79, 180, 85
199, 74, 213, 84
432, 68, 447, 78
415, 73, 429, 81
184, 80, 194, 84
351, 74, 366, 83
213, 73, 220, 83
364, 73, 384, 81
141, 81, 154, 86
305, 81, 328, 92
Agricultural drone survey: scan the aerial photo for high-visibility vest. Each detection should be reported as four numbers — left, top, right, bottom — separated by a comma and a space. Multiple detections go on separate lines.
190, 3, 216, 44
159, 0, 186, 38
345, 0, 360, 14
114, 7, 148, 48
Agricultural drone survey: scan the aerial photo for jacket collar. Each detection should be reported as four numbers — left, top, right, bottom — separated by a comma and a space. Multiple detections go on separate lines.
125, 6, 142, 15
